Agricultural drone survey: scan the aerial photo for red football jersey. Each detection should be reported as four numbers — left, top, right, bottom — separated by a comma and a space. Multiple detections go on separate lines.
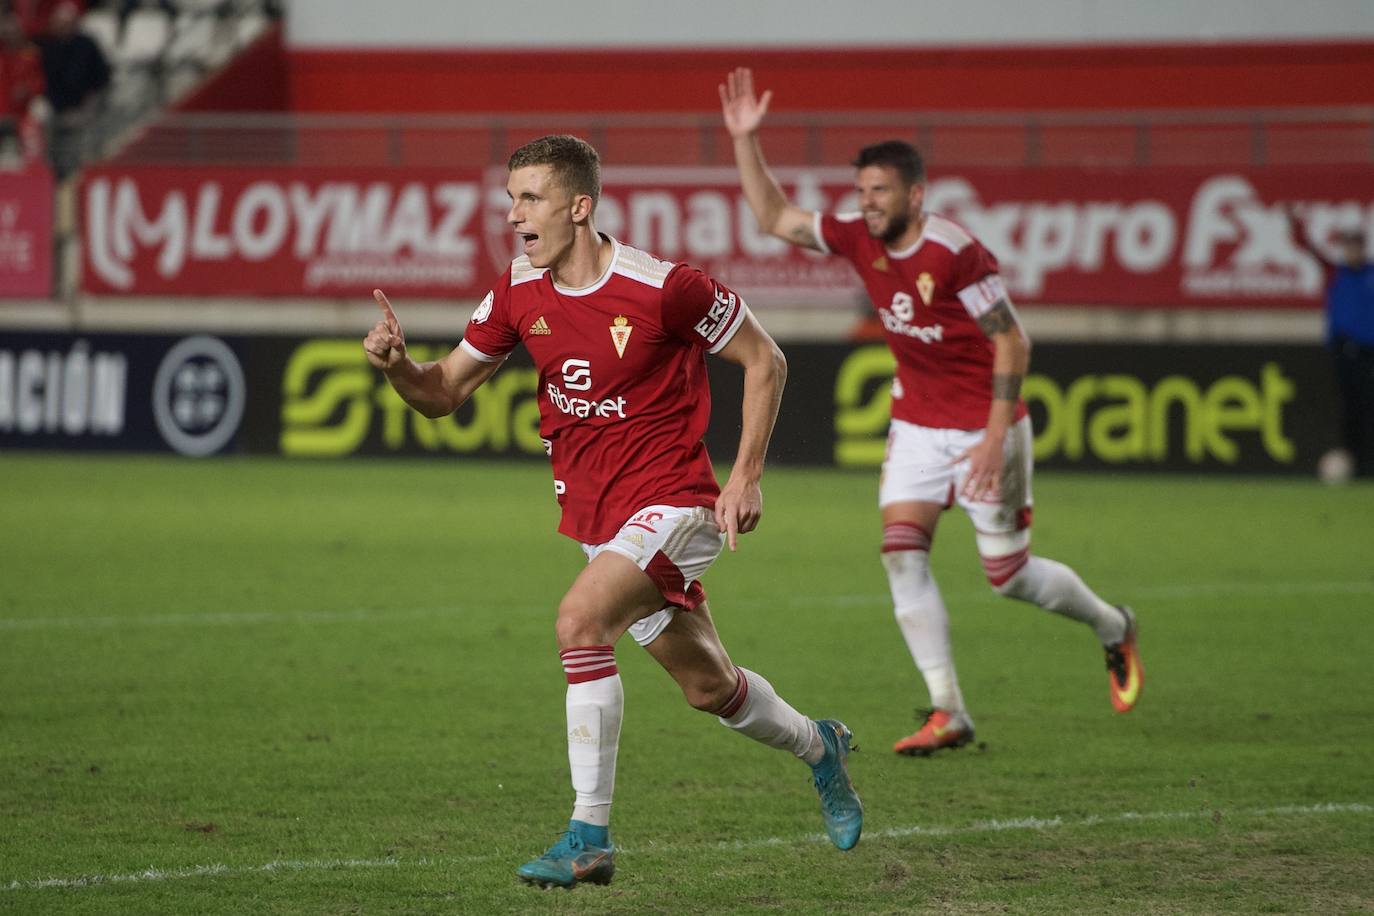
817, 211, 1028, 430
459, 238, 748, 543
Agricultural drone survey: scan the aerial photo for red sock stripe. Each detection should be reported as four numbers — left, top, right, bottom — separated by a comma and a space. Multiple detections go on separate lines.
714, 666, 750, 719
882, 522, 932, 553
982, 548, 1031, 587
560, 645, 618, 684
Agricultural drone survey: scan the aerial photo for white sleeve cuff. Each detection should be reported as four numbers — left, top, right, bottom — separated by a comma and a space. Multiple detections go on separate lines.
459, 338, 503, 363
707, 302, 750, 354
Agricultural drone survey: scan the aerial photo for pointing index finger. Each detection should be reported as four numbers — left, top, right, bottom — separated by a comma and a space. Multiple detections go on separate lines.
373, 288, 400, 331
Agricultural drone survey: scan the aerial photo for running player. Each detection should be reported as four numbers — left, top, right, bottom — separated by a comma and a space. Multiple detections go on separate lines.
363, 134, 862, 888
720, 67, 1142, 756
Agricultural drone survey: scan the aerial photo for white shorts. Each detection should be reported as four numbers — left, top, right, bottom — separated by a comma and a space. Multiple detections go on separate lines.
581, 505, 724, 647
879, 415, 1034, 536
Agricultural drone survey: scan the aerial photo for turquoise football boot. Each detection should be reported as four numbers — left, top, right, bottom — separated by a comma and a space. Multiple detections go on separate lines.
516, 820, 615, 889
810, 719, 863, 850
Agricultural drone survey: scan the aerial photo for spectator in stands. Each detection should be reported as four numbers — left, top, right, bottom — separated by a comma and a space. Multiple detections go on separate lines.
105, 0, 179, 26
8, 0, 84, 39
1291, 211, 1374, 478
0, 10, 46, 162
36, 0, 107, 175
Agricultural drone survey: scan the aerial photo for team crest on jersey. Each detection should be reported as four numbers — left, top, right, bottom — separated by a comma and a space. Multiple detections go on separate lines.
872, 256, 889, 272
610, 315, 633, 358
916, 272, 935, 306
529, 315, 552, 336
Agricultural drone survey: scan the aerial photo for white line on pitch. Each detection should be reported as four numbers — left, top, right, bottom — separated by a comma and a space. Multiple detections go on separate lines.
2, 579, 1370, 632
5, 802, 1369, 892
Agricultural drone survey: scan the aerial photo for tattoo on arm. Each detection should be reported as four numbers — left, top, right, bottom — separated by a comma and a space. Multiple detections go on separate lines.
992, 372, 1023, 402
977, 299, 1020, 337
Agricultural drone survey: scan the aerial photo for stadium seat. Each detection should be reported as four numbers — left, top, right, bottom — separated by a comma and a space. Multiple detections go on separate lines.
235, 13, 268, 48
79, 9, 120, 60
166, 13, 215, 70
119, 10, 173, 68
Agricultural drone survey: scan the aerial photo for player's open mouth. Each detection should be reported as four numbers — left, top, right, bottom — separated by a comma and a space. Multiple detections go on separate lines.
519, 233, 538, 253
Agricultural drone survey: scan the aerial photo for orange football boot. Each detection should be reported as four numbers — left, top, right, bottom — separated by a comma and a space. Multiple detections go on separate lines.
1105, 606, 1143, 713
892, 708, 974, 756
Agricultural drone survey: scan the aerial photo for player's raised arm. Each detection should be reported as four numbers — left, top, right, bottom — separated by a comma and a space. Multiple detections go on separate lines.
363, 289, 500, 418
720, 67, 823, 251
711, 311, 788, 550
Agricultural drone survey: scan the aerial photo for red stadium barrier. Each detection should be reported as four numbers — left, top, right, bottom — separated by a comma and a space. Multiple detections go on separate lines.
0, 165, 53, 298
79, 163, 1372, 307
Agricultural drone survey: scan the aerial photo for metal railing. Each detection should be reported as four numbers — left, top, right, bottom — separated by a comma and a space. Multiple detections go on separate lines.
108, 106, 1374, 169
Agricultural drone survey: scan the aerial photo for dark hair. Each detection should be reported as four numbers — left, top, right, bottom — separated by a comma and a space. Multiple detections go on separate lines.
852, 140, 925, 186
507, 134, 601, 205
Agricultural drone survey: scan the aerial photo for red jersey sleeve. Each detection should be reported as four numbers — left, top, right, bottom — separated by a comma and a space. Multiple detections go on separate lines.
816, 211, 867, 261
660, 263, 750, 353
950, 240, 1010, 321
457, 268, 519, 362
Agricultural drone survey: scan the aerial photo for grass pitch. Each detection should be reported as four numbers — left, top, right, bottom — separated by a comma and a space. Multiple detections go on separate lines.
2, 454, 1372, 914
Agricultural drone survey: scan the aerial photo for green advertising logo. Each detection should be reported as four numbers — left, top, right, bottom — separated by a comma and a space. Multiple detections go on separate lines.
280, 340, 543, 458
834, 345, 1295, 468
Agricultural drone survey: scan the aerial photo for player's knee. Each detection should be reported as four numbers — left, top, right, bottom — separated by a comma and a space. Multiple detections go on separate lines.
680, 666, 737, 713
554, 599, 609, 649
977, 530, 1032, 596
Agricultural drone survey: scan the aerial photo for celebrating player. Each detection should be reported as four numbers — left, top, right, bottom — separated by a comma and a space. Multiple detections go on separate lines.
720, 68, 1143, 756
364, 135, 862, 888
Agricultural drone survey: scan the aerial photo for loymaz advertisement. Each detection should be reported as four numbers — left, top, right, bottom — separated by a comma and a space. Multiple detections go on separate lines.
2, 332, 1339, 475
80, 163, 1371, 309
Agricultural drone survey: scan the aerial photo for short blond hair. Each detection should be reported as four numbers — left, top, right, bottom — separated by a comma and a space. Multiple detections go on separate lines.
508, 135, 601, 205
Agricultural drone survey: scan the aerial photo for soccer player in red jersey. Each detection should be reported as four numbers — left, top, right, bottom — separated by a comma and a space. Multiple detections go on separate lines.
363, 135, 862, 888
721, 68, 1143, 757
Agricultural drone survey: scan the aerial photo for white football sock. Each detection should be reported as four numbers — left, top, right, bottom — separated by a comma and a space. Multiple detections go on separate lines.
998, 556, 1127, 644
561, 646, 623, 825
717, 668, 823, 765
883, 547, 967, 714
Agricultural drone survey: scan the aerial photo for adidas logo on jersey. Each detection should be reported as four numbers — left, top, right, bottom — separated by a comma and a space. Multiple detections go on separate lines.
529, 316, 552, 336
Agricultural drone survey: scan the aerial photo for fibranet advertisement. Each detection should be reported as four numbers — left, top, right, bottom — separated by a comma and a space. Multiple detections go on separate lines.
1, 333, 1338, 475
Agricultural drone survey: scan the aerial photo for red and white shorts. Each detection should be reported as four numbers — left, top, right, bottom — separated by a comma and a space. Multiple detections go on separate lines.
580, 504, 724, 647
880, 415, 1035, 543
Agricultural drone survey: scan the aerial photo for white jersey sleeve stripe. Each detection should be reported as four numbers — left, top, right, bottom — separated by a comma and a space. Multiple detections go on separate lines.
956, 274, 1008, 319
707, 302, 750, 354
459, 338, 503, 363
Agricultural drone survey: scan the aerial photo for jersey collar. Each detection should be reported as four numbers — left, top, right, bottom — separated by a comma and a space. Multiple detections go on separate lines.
552, 234, 619, 297
884, 212, 928, 260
